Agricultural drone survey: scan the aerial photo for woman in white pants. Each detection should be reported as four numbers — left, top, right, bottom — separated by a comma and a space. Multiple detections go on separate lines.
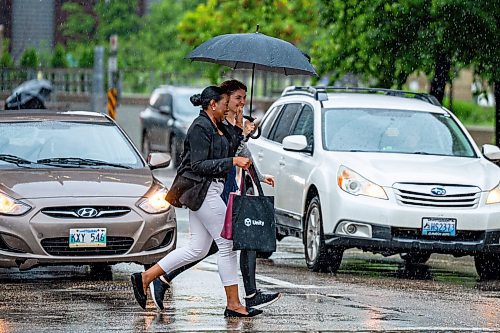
131, 86, 261, 317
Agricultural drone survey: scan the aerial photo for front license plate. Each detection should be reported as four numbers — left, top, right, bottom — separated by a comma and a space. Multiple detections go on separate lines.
422, 218, 456, 236
69, 228, 107, 248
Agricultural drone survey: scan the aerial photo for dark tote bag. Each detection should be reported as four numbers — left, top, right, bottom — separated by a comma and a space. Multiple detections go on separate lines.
231, 167, 276, 252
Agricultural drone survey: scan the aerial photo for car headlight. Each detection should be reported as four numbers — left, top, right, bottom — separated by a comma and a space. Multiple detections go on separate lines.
0, 191, 32, 215
486, 183, 500, 204
137, 185, 171, 214
337, 166, 388, 200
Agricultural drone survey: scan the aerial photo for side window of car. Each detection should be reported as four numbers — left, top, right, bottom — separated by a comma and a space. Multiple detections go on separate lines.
290, 104, 314, 150
260, 105, 282, 139
153, 93, 172, 109
268, 103, 301, 143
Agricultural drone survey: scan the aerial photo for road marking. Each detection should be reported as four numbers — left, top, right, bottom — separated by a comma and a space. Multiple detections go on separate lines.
199, 260, 332, 289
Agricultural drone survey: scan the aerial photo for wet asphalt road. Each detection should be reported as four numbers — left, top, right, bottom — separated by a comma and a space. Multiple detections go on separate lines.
1, 166, 500, 332
1, 107, 500, 332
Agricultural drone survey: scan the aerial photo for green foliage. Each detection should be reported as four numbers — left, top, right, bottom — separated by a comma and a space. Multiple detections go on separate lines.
312, 0, 498, 90
51, 44, 68, 68
177, 0, 318, 79
0, 38, 14, 67
94, 0, 142, 42
443, 98, 495, 126
20, 48, 39, 68
61, 2, 96, 43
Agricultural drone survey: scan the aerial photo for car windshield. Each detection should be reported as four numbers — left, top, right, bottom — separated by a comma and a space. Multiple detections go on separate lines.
0, 121, 144, 169
322, 108, 476, 157
173, 92, 200, 120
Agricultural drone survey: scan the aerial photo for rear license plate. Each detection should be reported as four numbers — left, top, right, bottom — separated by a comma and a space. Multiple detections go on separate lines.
422, 218, 456, 236
69, 228, 107, 248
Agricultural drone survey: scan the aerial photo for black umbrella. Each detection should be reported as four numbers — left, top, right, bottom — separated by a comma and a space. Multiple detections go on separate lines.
5, 79, 52, 110
186, 27, 317, 118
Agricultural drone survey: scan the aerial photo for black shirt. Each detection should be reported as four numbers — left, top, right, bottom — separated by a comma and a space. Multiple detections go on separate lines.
220, 119, 244, 158
178, 111, 233, 179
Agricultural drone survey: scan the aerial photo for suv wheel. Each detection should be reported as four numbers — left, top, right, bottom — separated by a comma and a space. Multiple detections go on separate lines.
304, 196, 343, 273
400, 252, 431, 265
141, 132, 151, 158
474, 254, 500, 280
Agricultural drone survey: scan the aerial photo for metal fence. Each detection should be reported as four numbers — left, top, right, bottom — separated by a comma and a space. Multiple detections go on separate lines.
0, 67, 312, 98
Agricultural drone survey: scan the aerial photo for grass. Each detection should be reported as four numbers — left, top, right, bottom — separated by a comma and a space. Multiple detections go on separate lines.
442, 98, 495, 127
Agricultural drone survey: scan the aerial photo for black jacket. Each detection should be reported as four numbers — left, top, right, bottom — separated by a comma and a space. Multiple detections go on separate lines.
167, 111, 234, 210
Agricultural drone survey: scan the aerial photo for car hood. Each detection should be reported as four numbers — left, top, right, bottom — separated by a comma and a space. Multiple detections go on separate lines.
0, 168, 155, 199
333, 153, 500, 191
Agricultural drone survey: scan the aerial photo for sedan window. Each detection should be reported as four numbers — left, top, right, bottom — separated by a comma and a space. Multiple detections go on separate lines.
0, 121, 145, 169
322, 108, 476, 157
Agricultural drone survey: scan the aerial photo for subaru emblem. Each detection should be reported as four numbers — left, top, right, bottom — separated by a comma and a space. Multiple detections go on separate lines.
76, 207, 99, 218
430, 187, 446, 196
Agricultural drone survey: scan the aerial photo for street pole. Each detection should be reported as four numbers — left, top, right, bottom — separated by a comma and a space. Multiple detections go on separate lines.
0, 24, 4, 59
91, 46, 105, 113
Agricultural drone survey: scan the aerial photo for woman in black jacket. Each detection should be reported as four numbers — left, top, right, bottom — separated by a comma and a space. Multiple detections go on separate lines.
130, 86, 261, 318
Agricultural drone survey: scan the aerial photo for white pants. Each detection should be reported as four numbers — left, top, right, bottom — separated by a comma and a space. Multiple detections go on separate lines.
157, 182, 238, 286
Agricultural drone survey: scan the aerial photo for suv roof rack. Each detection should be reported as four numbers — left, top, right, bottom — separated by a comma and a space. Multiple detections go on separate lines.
281, 86, 441, 106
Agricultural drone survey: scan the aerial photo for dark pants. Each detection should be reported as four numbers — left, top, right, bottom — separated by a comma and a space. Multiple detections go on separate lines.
162, 168, 258, 296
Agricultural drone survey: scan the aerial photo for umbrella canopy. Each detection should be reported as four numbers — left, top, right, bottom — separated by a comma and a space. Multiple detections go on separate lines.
186, 30, 317, 120
187, 32, 317, 76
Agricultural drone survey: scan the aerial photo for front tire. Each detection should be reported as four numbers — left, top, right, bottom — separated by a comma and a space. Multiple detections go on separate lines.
304, 196, 343, 273
400, 252, 431, 265
474, 254, 500, 280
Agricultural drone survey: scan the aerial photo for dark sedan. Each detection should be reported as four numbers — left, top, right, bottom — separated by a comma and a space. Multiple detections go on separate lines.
140, 85, 201, 167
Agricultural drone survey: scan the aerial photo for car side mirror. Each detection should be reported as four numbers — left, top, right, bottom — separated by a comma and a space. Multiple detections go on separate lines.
147, 152, 171, 170
283, 135, 308, 152
158, 105, 172, 115
482, 144, 500, 161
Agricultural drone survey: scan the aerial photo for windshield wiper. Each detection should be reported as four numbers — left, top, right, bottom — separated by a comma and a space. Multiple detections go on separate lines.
37, 157, 132, 169
0, 154, 35, 166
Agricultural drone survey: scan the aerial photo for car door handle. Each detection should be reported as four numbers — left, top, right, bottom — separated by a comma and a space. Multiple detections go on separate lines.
257, 152, 264, 157
279, 160, 286, 166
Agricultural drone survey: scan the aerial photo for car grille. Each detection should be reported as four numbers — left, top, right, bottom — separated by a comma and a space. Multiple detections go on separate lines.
41, 236, 134, 256
393, 183, 480, 208
392, 227, 484, 242
41, 206, 131, 218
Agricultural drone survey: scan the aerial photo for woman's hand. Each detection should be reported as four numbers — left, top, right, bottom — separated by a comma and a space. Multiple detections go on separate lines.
243, 120, 256, 137
233, 156, 251, 170
262, 175, 275, 187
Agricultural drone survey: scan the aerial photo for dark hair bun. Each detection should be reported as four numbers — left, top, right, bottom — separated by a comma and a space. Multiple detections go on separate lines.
190, 94, 202, 106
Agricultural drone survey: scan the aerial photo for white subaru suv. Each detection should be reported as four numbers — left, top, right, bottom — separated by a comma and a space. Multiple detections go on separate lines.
247, 86, 500, 279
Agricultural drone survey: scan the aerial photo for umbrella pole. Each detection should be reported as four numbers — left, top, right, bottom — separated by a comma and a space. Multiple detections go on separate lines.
249, 63, 255, 119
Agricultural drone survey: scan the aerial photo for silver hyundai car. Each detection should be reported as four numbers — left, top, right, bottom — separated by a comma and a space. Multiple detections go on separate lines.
0, 110, 176, 272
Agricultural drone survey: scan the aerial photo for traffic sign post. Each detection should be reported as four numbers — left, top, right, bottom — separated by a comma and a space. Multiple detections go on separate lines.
107, 34, 119, 119
107, 88, 118, 120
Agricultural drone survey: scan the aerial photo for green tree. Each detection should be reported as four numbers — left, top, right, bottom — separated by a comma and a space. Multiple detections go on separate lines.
94, 0, 142, 42
177, 0, 318, 80
20, 48, 39, 68
313, 0, 496, 103
51, 44, 68, 68
0, 38, 14, 67
61, 2, 96, 43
